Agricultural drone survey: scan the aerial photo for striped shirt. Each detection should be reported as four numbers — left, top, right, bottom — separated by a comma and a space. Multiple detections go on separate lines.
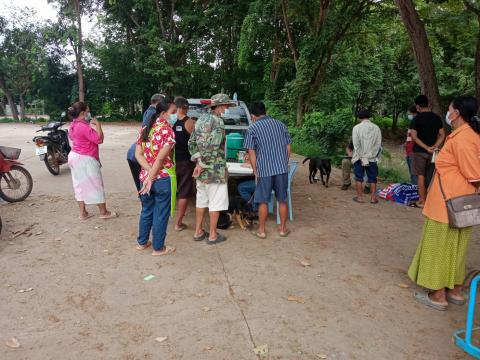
244, 116, 291, 177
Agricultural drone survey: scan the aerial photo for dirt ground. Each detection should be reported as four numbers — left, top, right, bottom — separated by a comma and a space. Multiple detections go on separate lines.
1, 122, 479, 360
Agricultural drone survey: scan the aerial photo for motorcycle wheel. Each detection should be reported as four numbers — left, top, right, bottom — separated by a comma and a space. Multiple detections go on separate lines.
45, 146, 60, 175
0, 165, 33, 202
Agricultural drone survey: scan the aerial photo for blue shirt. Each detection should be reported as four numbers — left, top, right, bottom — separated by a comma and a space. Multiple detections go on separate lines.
127, 106, 157, 161
244, 116, 291, 177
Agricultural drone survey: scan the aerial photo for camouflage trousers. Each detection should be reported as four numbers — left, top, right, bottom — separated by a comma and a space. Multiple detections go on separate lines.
341, 158, 352, 186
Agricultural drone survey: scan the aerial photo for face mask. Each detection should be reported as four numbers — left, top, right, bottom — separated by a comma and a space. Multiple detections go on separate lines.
85, 112, 92, 122
445, 111, 452, 126
168, 113, 177, 125
407, 115, 414, 121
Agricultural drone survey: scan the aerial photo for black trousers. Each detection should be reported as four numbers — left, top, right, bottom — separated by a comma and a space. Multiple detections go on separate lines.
127, 159, 142, 192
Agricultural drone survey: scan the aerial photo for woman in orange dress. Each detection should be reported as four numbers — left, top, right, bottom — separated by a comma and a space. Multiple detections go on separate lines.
408, 96, 480, 311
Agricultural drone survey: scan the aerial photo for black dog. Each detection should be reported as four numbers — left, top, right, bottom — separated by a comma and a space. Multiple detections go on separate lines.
302, 157, 331, 187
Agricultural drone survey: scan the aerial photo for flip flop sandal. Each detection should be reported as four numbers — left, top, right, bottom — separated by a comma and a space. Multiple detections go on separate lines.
175, 223, 187, 232
99, 212, 118, 220
279, 230, 291, 237
152, 246, 176, 256
193, 231, 209, 241
136, 241, 152, 251
206, 234, 227, 245
414, 291, 448, 311
352, 197, 364, 204
370, 199, 379, 204
446, 293, 466, 306
251, 231, 267, 239
79, 214, 93, 221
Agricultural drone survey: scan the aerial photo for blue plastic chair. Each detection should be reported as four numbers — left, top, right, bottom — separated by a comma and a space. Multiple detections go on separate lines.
454, 274, 480, 358
268, 161, 299, 224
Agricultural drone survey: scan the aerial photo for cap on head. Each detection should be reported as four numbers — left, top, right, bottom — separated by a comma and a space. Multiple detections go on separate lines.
206, 93, 235, 108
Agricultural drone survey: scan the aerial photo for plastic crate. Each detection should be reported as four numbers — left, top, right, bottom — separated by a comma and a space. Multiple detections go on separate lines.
0, 146, 21, 160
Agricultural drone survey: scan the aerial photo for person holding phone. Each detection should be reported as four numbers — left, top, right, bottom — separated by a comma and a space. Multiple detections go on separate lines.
67, 102, 116, 220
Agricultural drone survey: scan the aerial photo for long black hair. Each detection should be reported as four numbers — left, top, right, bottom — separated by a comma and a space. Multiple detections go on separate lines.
141, 95, 174, 142
451, 96, 480, 134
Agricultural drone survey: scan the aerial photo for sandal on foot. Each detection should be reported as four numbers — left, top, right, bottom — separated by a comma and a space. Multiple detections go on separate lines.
446, 293, 466, 306
370, 199, 379, 204
175, 223, 187, 232
79, 213, 93, 221
152, 246, 176, 256
100, 211, 118, 220
414, 291, 448, 311
352, 197, 364, 204
206, 234, 227, 245
193, 231, 209, 241
136, 241, 151, 251
252, 231, 267, 239
279, 230, 291, 237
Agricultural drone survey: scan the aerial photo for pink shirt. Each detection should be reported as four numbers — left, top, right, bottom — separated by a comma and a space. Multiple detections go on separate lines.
68, 118, 102, 161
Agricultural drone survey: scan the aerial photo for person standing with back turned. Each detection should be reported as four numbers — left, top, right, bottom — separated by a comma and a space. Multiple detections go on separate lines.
245, 101, 292, 239
410, 95, 445, 206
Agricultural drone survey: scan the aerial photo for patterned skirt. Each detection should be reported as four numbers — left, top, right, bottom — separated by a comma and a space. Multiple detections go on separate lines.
68, 151, 106, 205
408, 218, 472, 290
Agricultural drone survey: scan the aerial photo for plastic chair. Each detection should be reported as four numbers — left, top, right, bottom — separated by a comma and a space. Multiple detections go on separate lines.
268, 161, 299, 224
453, 274, 480, 358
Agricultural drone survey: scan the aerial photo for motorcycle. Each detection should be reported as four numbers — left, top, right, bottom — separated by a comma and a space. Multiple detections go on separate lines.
0, 146, 33, 203
32, 113, 71, 175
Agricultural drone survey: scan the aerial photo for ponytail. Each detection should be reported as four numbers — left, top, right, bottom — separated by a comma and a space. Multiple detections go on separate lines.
451, 96, 480, 135
141, 95, 173, 142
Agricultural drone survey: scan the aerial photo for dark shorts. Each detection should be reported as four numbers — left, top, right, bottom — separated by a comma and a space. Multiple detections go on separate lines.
411, 152, 431, 176
254, 173, 288, 204
176, 161, 196, 199
353, 161, 378, 184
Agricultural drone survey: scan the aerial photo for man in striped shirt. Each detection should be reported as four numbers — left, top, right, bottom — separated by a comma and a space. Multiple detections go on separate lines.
244, 101, 292, 238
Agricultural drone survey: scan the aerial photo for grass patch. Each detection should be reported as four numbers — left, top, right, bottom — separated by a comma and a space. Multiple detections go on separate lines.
378, 165, 409, 183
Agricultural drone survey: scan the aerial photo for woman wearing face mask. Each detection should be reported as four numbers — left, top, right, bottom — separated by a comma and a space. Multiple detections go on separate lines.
67, 101, 117, 220
408, 95, 480, 311
134, 95, 177, 256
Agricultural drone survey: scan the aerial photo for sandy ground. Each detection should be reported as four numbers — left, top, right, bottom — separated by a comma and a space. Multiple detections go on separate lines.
0, 122, 479, 360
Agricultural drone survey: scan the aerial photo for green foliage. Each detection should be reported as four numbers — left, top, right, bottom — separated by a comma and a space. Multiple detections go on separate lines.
290, 108, 354, 157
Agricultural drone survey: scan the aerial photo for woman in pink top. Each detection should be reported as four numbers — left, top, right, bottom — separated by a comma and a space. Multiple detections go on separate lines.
67, 102, 116, 220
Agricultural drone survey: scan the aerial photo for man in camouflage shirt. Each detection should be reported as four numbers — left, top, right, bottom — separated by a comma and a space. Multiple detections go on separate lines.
188, 93, 234, 245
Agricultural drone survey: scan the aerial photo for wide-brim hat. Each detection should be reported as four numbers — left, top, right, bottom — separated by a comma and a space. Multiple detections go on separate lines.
204, 93, 236, 108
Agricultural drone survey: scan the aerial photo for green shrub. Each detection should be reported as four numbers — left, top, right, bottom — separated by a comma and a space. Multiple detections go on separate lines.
378, 165, 409, 183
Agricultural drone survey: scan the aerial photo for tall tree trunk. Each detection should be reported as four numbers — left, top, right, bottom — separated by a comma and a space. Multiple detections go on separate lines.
296, 95, 306, 127
73, 0, 85, 102
19, 93, 26, 120
396, 0, 442, 116
0, 77, 19, 121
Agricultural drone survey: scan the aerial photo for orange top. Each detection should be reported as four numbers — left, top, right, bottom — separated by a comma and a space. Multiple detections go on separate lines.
423, 123, 480, 224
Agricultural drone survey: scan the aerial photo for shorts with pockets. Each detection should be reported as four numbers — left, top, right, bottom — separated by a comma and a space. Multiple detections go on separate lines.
254, 173, 288, 204
196, 181, 229, 212
353, 161, 378, 184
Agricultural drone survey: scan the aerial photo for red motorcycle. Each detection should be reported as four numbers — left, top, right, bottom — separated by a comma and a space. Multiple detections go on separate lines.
0, 146, 33, 203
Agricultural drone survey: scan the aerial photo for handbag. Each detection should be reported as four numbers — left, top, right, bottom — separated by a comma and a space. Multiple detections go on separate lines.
437, 174, 480, 228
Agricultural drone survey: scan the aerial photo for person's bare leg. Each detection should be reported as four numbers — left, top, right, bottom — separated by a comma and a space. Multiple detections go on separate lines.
175, 198, 188, 230
355, 181, 364, 202
278, 202, 288, 233
417, 175, 426, 205
195, 207, 207, 237
257, 203, 268, 235
429, 288, 448, 306
208, 211, 219, 240
370, 183, 377, 202
97, 203, 110, 216
78, 201, 88, 218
